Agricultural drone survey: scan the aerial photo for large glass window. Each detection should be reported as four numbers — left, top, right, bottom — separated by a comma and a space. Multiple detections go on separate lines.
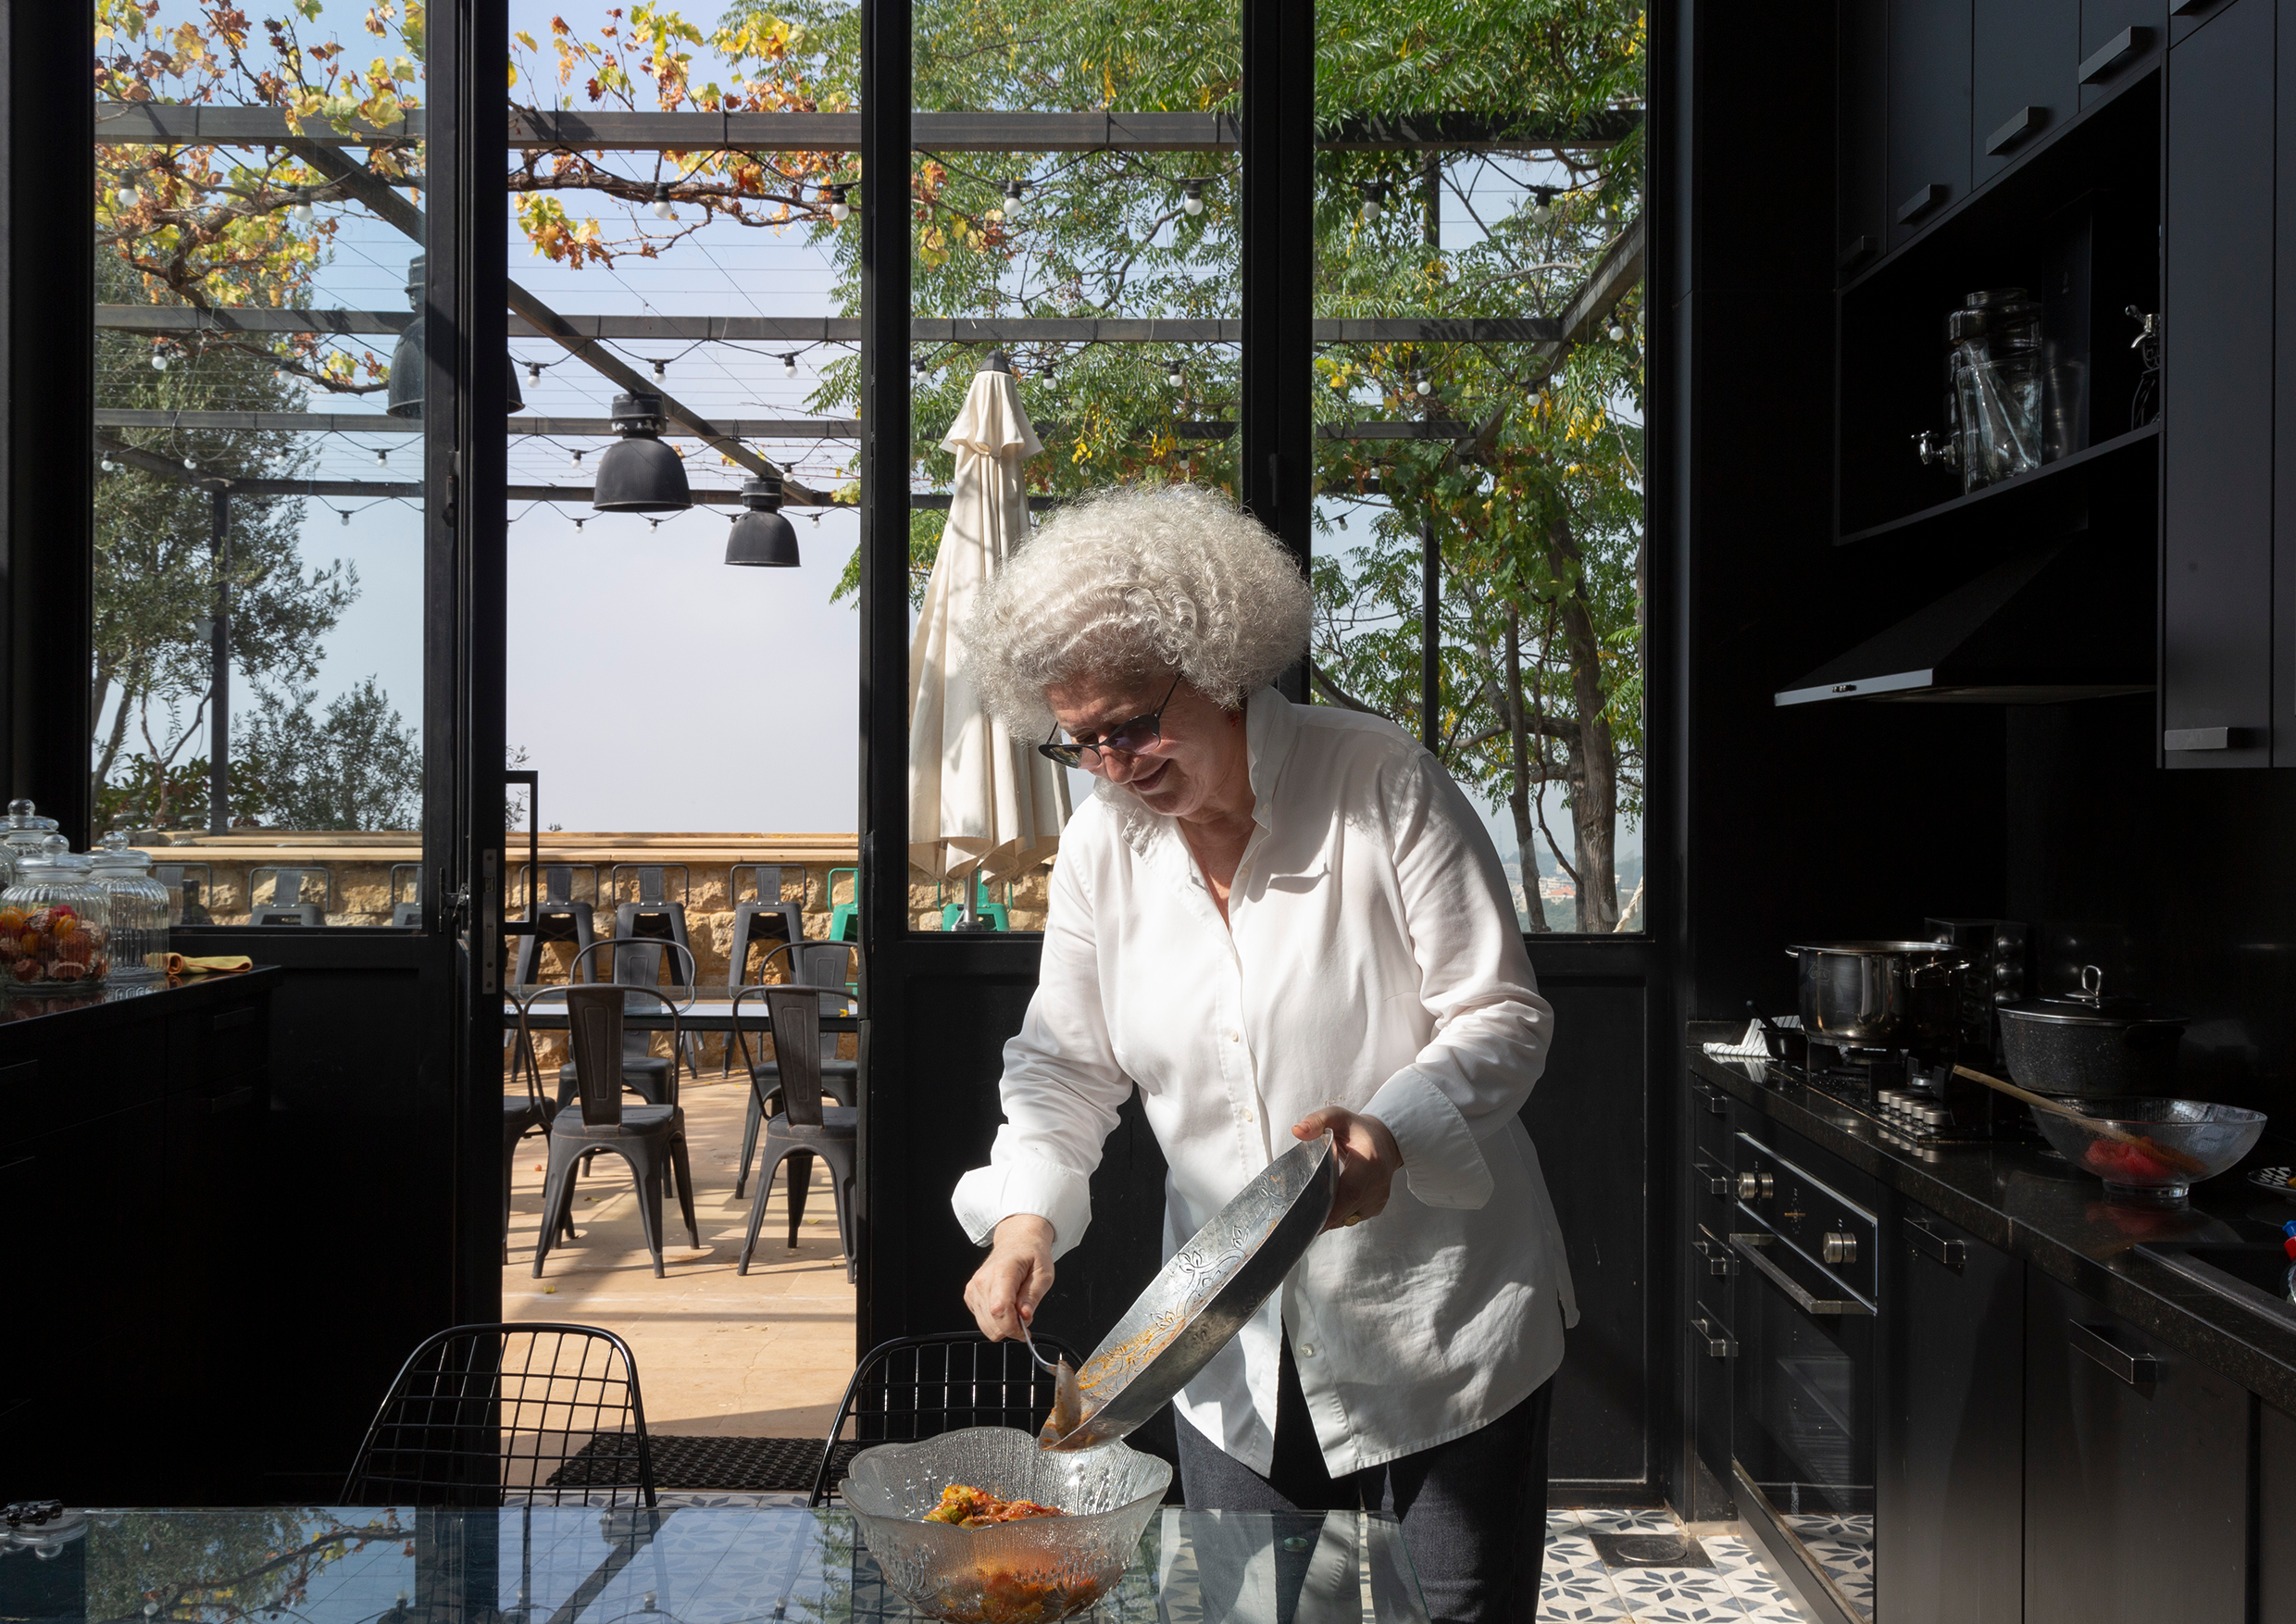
1306, 4, 1646, 933
94, 0, 435, 925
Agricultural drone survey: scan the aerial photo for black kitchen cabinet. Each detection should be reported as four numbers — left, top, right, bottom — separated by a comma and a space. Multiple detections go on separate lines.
1840, 0, 1888, 273
2162, 0, 2275, 768
1880, 1203, 2023, 1624
2082, 0, 2167, 107
2024, 1273, 2249, 1624
1887, 0, 1973, 248
1975, 0, 2080, 182
2265, 1405, 2296, 1623
2277, 2, 2296, 758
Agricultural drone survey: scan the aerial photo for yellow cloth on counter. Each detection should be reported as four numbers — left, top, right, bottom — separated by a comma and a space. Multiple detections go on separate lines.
151, 953, 253, 975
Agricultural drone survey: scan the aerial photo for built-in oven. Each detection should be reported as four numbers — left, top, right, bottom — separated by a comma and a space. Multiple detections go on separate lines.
1729, 1129, 1879, 1624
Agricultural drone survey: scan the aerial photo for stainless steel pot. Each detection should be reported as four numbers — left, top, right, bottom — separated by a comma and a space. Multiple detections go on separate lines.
1787, 941, 1968, 1050
1996, 965, 2187, 1097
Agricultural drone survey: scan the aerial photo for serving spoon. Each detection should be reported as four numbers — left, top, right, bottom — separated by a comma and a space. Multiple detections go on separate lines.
1018, 1325, 1086, 1446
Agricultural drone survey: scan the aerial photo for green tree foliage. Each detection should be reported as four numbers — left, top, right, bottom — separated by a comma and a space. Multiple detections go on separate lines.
236, 675, 422, 830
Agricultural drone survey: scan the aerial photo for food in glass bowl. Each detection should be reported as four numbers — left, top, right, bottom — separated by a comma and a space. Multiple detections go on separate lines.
924, 1485, 1067, 1527
842, 1427, 1169, 1624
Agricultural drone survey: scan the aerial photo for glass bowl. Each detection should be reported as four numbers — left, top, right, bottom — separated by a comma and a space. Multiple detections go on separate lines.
842, 1426, 1170, 1623
2030, 1097, 2266, 1205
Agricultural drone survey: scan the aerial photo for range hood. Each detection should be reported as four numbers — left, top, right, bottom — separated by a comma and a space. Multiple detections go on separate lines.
1774, 543, 2152, 706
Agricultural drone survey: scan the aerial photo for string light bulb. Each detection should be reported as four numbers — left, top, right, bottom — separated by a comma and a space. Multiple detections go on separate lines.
290, 194, 315, 225
182, 456, 197, 470
829, 183, 851, 223
1607, 321, 1628, 343
782, 353, 798, 379
651, 357, 667, 379
1531, 188, 1556, 225
340, 509, 351, 527
1416, 370, 1433, 396
650, 182, 674, 220
569, 447, 585, 471
99, 456, 116, 473
648, 517, 661, 531
1181, 179, 1205, 217
1358, 181, 1389, 221
527, 361, 543, 382
116, 182, 140, 208
150, 352, 168, 371
375, 447, 389, 467
1167, 364, 1184, 389
1001, 179, 1026, 221
574, 517, 586, 531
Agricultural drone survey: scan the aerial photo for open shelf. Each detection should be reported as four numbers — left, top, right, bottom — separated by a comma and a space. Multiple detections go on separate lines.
1836, 419, 2158, 547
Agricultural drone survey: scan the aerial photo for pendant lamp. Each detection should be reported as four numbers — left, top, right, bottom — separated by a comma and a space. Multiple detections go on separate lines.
724, 476, 799, 566
387, 256, 524, 418
593, 392, 691, 512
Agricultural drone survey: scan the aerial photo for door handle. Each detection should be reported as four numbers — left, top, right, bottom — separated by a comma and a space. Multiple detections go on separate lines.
1728, 1232, 1875, 1317
1691, 1237, 1739, 1277
1691, 1312, 1735, 1358
1692, 1157, 1729, 1196
1904, 1218, 1966, 1270
2070, 1322, 2158, 1386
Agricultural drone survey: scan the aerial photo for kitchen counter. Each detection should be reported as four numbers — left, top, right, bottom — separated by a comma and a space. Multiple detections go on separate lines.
0, 966, 278, 1040
1690, 1022, 2296, 1417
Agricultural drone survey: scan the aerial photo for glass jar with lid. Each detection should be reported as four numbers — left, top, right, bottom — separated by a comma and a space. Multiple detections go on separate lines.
0, 836, 111, 992
0, 798, 59, 893
88, 831, 168, 982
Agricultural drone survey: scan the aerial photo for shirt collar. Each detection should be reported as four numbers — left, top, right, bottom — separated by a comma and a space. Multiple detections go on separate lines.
1097, 684, 1297, 861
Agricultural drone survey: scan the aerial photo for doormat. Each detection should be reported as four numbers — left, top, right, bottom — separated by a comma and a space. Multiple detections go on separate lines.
552, 1435, 862, 1493
1589, 1530, 1713, 1569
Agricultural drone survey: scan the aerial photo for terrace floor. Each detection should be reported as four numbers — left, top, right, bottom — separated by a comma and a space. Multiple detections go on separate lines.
503, 1069, 856, 1440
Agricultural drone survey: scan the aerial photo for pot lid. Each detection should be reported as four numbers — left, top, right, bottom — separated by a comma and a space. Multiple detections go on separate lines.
1999, 965, 2188, 1028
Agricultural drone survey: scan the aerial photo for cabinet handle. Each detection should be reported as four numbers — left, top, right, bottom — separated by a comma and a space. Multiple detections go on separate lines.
2169, 0, 2217, 12
1691, 1312, 1735, 1358
2078, 26, 2152, 85
1692, 1157, 1730, 1196
212, 1006, 257, 1031
2070, 1321, 2159, 1386
2165, 726, 2252, 752
1985, 106, 2045, 156
1836, 235, 1878, 270
1728, 1232, 1875, 1317
1896, 183, 1948, 225
1691, 1082, 1729, 1117
206, 1086, 256, 1116
1904, 1218, 1966, 1270
1691, 1237, 1740, 1277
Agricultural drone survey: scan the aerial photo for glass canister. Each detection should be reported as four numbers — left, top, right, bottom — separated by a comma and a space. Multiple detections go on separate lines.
0, 798, 59, 893
88, 831, 169, 981
1945, 288, 2045, 493
0, 837, 111, 992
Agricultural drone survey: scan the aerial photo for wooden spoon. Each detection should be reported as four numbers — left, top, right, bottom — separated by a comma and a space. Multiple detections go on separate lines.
1953, 1065, 2210, 1178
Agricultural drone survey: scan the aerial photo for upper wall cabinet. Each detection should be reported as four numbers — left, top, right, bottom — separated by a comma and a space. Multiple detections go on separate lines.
2081, 0, 2168, 109
1975, 0, 2079, 184
1887, 0, 1974, 248
1840, 1, 1888, 272
2162, 0, 2275, 768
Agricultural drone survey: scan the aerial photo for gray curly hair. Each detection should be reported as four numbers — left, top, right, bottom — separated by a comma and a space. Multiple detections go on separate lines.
963, 484, 1312, 736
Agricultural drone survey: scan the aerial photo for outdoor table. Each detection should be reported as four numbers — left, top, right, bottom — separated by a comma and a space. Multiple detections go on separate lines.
505, 987, 859, 1035
0, 1505, 1430, 1624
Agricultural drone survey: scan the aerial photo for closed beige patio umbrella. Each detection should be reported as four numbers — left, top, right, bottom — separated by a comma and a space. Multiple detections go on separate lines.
907, 355, 1070, 917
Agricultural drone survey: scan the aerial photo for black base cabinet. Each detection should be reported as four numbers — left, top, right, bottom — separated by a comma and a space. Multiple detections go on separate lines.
2023, 1272, 2249, 1624
1879, 1201, 2025, 1624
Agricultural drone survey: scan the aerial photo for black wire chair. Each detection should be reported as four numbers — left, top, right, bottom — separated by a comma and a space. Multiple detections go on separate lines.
808, 1331, 1081, 1506
342, 1322, 657, 1507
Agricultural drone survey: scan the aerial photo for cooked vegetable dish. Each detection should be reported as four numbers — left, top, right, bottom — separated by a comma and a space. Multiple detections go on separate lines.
922, 1484, 1068, 1528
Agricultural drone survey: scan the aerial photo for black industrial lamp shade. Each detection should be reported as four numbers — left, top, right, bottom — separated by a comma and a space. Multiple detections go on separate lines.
385, 255, 522, 418
593, 392, 691, 512
725, 476, 800, 566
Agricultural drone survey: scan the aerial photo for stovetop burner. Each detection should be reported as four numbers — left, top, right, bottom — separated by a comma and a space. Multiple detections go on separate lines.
1765, 1043, 2036, 1151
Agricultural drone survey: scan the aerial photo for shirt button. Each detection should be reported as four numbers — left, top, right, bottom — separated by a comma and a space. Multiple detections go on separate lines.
1298, 1344, 1316, 1358
1240, 1106, 1255, 1123
1227, 1031, 1241, 1043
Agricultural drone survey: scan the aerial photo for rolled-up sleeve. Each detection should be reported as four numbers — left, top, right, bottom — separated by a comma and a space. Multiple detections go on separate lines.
949, 839, 1135, 1259
1366, 752, 1553, 1210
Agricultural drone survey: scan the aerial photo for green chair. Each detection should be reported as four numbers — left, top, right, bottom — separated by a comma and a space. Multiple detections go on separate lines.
939, 874, 1012, 931
826, 867, 862, 942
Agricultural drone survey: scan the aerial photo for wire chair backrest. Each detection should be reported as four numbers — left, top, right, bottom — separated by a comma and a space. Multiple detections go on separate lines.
810, 1333, 1079, 1506
342, 1322, 656, 1508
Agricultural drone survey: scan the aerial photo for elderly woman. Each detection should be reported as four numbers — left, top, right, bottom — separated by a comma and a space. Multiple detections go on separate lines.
952, 485, 1575, 1624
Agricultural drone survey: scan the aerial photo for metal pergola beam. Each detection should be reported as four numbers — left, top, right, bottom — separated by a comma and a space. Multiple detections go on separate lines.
95, 408, 864, 438
95, 306, 1565, 344
95, 103, 1639, 154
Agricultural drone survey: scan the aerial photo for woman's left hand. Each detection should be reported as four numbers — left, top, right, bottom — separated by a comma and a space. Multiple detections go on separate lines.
1292, 1106, 1404, 1230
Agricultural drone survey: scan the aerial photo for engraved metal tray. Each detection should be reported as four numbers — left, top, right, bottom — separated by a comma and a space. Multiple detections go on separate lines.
1044, 1131, 1336, 1451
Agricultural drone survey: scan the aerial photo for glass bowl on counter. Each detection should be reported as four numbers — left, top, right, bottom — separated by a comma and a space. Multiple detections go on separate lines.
841, 1427, 1170, 1624
0, 838, 111, 993
2030, 1096, 2267, 1206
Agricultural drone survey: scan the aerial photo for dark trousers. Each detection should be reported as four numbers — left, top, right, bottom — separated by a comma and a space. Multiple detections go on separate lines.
1175, 1339, 1554, 1624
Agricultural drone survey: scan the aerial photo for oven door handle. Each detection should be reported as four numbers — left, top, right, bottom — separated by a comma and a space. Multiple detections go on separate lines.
1728, 1231, 1875, 1317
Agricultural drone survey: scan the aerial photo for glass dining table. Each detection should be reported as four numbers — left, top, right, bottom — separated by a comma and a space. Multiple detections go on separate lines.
0, 1505, 1429, 1624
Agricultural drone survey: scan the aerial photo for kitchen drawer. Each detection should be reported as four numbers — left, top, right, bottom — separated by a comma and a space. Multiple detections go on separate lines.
2024, 1273, 2248, 1624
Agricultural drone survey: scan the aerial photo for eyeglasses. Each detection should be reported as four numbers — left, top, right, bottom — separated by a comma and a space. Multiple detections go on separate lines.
1038, 673, 1183, 768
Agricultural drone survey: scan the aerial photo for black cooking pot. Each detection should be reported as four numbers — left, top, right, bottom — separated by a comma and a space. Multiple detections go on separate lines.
1997, 965, 2187, 1097
1788, 940, 1967, 1051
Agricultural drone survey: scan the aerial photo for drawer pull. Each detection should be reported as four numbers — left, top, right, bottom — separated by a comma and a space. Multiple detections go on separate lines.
1691, 1082, 1729, 1117
2070, 1321, 2158, 1386
213, 1006, 258, 1031
1904, 1218, 1966, 1270
1691, 1237, 1739, 1277
1691, 1313, 1735, 1358
2165, 726, 2251, 752
206, 1086, 256, 1116
1836, 234, 1878, 269
1692, 1157, 1730, 1197
2079, 26, 2152, 85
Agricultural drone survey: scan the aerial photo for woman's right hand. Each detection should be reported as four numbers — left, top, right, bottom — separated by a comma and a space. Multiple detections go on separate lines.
965, 1214, 1056, 1341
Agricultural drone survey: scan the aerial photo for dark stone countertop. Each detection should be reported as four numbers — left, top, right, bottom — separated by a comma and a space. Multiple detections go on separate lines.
0, 963, 277, 1030
1689, 1021, 2296, 1416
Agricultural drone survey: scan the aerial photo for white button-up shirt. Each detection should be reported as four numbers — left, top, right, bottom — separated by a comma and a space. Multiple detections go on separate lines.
952, 688, 1576, 1477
